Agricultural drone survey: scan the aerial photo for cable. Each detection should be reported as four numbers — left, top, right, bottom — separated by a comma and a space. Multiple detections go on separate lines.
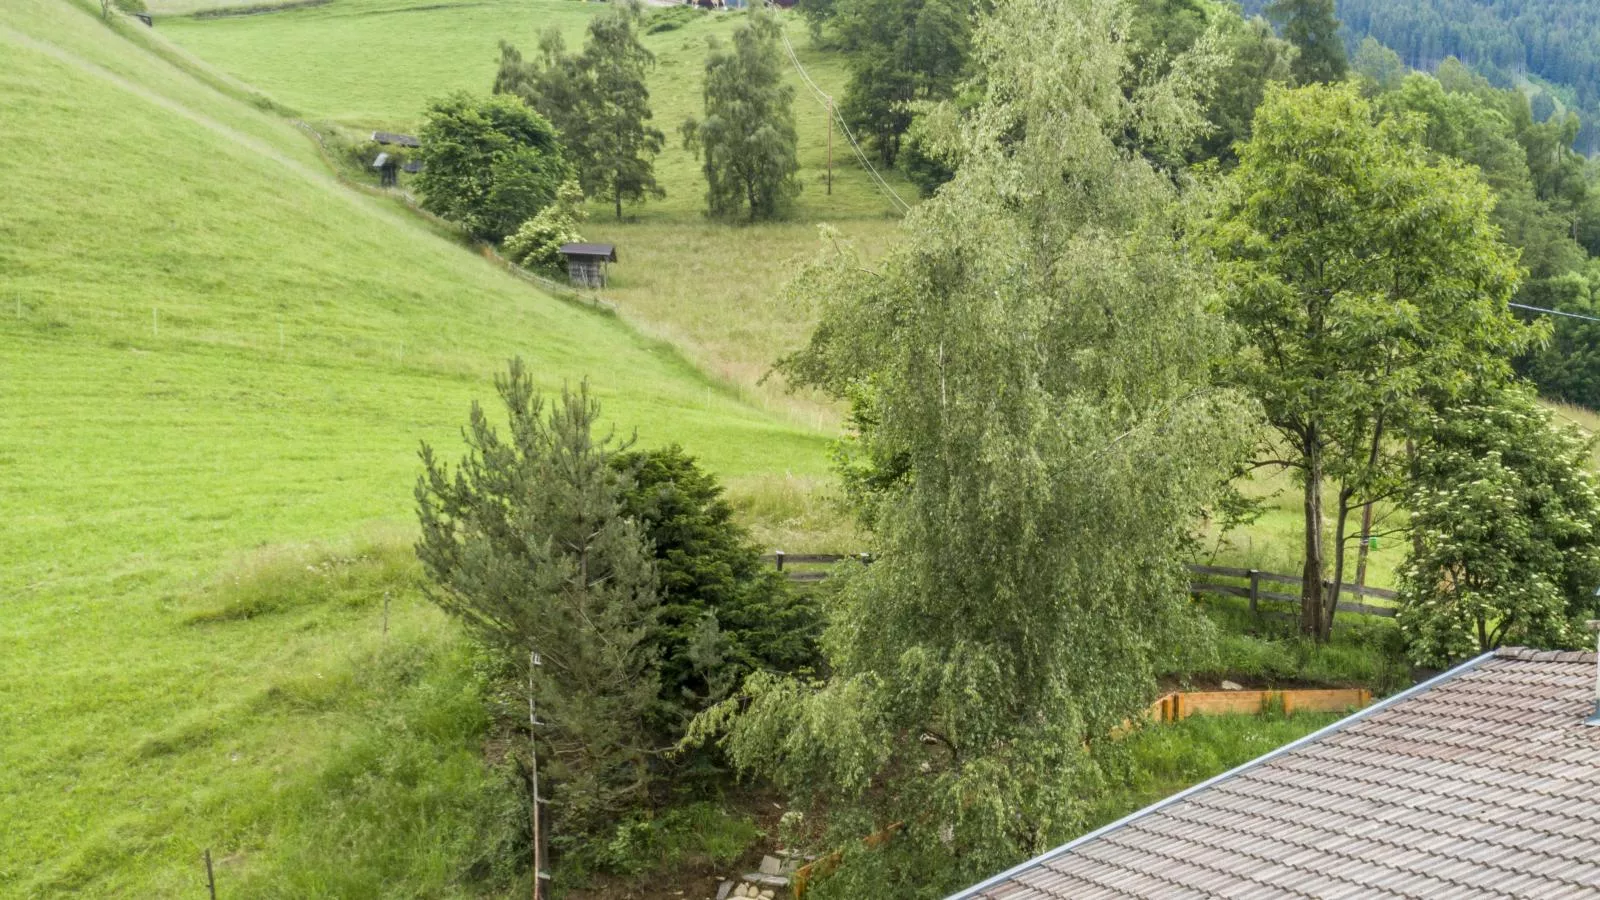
775, 22, 912, 215
1509, 302, 1600, 324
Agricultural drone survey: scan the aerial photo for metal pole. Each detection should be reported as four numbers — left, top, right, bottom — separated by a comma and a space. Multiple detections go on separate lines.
529, 650, 545, 900
204, 849, 216, 900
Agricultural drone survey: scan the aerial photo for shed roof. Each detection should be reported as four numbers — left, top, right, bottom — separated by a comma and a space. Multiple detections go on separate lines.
952, 647, 1600, 900
371, 152, 390, 169
371, 131, 421, 148
559, 243, 617, 262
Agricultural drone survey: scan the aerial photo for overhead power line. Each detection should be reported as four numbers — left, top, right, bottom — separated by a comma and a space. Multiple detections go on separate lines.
775, 23, 912, 215
1510, 302, 1600, 324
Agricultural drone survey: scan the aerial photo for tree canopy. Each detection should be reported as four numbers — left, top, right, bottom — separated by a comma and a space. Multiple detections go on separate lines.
1264, 0, 1347, 84
690, 0, 1248, 890
494, 3, 666, 219
415, 92, 570, 242
1400, 386, 1600, 665
681, 11, 800, 221
1209, 82, 1533, 640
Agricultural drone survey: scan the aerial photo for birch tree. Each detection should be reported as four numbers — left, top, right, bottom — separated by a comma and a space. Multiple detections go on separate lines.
687, 0, 1248, 891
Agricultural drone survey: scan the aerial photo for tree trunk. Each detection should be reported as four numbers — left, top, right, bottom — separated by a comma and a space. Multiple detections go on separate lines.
1353, 501, 1374, 591
1326, 490, 1353, 641
1301, 438, 1326, 638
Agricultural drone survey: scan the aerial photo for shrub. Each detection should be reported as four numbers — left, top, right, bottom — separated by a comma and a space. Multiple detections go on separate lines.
504, 180, 586, 273
415, 93, 571, 241
612, 444, 823, 731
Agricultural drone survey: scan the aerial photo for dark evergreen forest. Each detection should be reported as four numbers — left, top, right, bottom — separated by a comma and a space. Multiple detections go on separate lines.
1241, 0, 1600, 152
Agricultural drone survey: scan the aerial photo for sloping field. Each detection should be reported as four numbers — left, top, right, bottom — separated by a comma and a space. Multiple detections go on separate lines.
158, 0, 910, 221
0, 1, 826, 893
157, 0, 911, 419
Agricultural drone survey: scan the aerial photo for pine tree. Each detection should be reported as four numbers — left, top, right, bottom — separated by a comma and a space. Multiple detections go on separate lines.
415, 361, 661, 830
681, 11, 800, 221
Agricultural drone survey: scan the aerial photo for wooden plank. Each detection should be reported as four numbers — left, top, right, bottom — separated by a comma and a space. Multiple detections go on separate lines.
1186, 564, 1254, 579
1336, 600, 1396, 618
1176, 688, 1371, 719
761, 554, 848, 565
785, 572, 830, 583
1189, 583, 1253, 600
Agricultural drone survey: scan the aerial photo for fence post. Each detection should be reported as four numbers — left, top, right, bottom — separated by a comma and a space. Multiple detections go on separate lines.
774, 551, 785, 572
203, 849, 216, 900
1247, 570, 1260, 617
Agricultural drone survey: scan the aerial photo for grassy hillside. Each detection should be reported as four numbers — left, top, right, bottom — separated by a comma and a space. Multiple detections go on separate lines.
158, 0, 909, 418
0, 0, 830, 893
158, 0, 909, 219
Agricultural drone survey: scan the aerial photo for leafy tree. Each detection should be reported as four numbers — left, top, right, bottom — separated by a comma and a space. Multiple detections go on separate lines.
578, 4, 666, 220
688, 0, 1245, 891
504, 180, 587, 273
1399, 386, 1600, 665
415, 362, 660, 831
1265, 0, 1347, 84
681, 11, 800, 221
1517, 270, 1600, 407
832, 0, 974, 166
415, 93, 570, 241
1376, 72, 1586, 281
1209, 83, 1533, 641
1352, 36, 1405, 94
494, 4, 666, 220
611, 445, 821, 730
1194, 10, 1297, 163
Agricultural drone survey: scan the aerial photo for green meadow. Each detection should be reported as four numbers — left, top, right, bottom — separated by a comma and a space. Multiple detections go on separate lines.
158, 0, 909, 416
0, 0, 830, 892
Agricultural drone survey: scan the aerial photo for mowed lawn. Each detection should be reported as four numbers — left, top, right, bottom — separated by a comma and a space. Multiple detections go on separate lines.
0, 1, 827, 893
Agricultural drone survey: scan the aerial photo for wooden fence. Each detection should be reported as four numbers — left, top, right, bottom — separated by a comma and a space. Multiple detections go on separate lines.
1187, 564, 1397, 618
762, 555, 1399, 619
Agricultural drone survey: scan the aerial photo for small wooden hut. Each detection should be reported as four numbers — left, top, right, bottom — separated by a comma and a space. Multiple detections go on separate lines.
371, 152, 398, 187
558, 243, 617, 288
371, 131, 421, 148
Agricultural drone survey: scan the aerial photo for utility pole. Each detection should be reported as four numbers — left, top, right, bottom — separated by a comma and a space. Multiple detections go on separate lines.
529, 650, 547, 900
825, 94, 838, 196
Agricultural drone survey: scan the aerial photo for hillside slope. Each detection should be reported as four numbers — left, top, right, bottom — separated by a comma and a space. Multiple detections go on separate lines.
0, 1, 826, 893
158, 0, 910, 221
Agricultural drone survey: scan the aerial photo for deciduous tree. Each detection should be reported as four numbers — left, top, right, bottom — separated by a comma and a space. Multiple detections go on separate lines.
415, 93, 569, 241
495, 4, 666, 220
1399, 386, 1600, 665
688, 0, 1246, 889
681, 11, 800, 221
1210, 83, 1533, 640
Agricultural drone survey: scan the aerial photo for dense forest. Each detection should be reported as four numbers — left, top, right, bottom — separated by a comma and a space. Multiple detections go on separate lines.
1242, 0, 1600, 152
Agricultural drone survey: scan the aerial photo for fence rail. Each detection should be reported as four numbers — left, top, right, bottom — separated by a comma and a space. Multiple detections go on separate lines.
1187, 564, 1397, 618
762, 555, 1399, 618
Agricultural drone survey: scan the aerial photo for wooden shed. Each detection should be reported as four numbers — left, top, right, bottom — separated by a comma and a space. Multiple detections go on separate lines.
371, 151, 398, 187
558, 243, 617, 289
371, 131, 421, 148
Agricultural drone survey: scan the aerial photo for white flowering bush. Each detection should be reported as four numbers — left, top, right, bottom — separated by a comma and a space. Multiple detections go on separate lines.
1398, 387, 1600, 666
503, 179, 586, 273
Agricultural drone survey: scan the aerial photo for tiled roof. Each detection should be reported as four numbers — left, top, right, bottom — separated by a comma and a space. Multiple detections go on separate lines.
952, 648, 1600, 900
